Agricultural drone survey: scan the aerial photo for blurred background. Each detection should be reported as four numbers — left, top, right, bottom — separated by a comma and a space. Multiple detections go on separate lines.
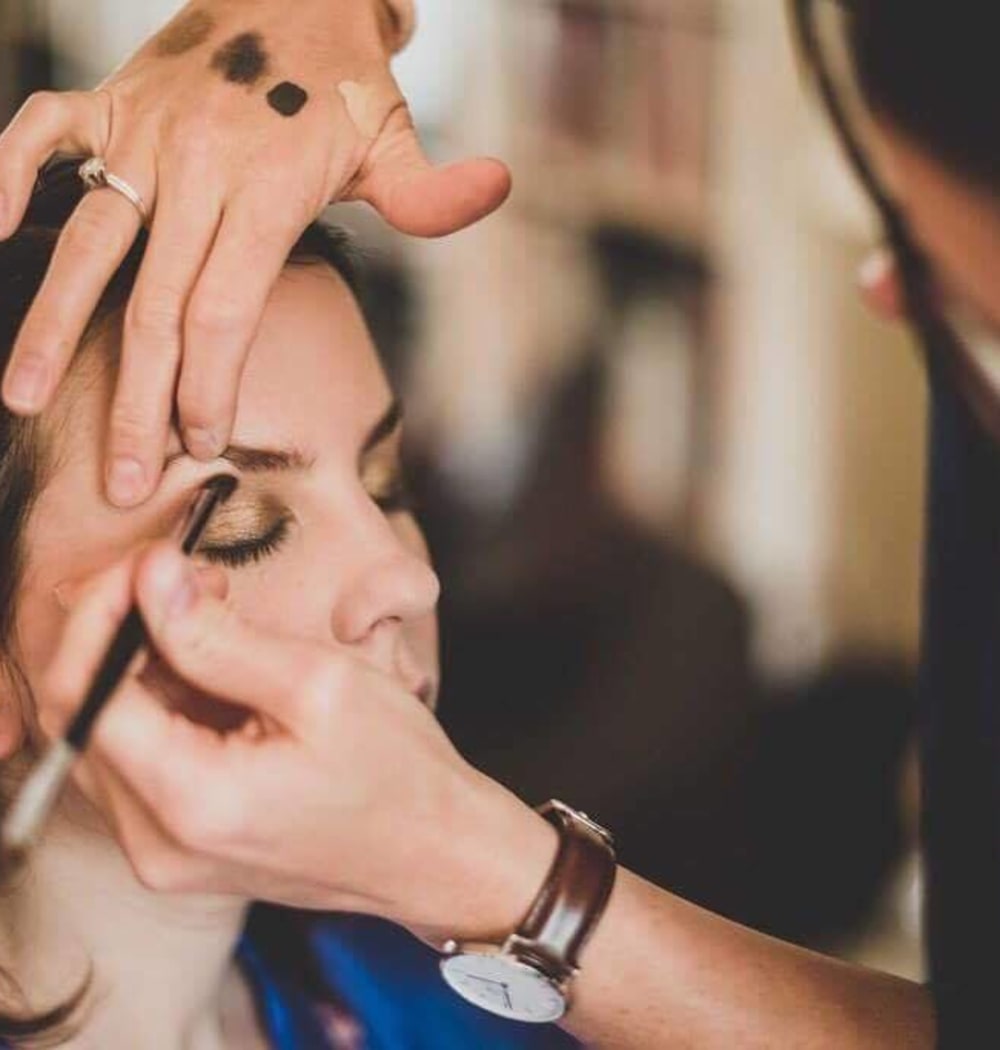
2, 0, 927, 979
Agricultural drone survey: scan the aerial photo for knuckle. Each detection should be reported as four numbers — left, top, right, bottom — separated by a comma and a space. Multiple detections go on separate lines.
177, 372, 236, 433
186, 292, 252, 342
110, 403, 158, 447
21, 90, 64, 124
125, 289, 185, 340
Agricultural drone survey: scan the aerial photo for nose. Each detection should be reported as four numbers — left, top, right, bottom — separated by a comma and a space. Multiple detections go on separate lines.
331, 520, 440, 652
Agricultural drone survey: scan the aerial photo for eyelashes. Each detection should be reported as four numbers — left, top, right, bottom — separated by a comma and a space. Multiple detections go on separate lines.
199, 514, 292, 569
197, 470, 415, 570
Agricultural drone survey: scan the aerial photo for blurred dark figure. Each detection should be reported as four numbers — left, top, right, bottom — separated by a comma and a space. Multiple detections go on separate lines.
423, 349, 762, 918
385, 223, 917, 950
747, 662, 916, 949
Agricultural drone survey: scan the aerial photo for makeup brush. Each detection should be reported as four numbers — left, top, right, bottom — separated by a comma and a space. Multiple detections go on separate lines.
0, 473, 238, 858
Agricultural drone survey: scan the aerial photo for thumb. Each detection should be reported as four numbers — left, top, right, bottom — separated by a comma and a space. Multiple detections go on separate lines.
353, 124, 512, 237
134, 543, 319, 730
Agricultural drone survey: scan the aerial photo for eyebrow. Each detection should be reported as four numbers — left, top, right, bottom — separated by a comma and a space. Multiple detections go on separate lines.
164, 398, 403, 474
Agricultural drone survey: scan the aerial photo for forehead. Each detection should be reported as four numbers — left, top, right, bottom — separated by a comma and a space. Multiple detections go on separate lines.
26, 262, 389, 573
231, 263, 391, 455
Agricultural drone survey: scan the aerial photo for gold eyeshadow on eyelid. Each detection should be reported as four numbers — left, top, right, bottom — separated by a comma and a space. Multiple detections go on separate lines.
198, 493, 289, 547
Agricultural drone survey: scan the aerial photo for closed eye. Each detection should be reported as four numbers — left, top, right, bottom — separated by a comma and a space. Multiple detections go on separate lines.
198, 514, 292, 568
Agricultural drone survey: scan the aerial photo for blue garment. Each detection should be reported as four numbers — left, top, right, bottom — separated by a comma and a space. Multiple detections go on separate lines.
919, 359, 1000, 1046
239, 909, 580, 1050
0, 910, 577, 1048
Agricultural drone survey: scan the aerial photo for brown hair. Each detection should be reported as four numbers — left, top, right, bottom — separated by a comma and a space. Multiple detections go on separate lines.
0, 158, 358, 1044
848, 1, 1000, 191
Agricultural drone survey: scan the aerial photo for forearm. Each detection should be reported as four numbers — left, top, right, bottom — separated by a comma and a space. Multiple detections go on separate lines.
435, 782, 933, 1048
565, 867, 935, 1049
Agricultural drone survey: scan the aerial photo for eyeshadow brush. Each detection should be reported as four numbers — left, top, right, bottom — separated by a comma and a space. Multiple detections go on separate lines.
1, 473, 238, 859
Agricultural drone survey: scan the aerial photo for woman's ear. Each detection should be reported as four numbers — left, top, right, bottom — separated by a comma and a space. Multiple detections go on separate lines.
0, 663, 27, 760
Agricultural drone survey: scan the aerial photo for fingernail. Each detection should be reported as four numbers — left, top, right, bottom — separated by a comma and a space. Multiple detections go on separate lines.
183, 426, 224, 460
107, 457, 148, 506
152, 552, 200, 621
4, 355, 50, 412
858, 248, 892, 290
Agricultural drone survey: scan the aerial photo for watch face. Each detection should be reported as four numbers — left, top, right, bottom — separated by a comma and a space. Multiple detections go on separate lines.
440, 951, 567, 1024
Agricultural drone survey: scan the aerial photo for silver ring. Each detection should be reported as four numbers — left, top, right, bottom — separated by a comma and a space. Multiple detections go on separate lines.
78, 157, 149, 224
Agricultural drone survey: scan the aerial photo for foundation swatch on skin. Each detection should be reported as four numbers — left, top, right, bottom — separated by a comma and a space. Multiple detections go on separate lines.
210, 32, 271, 86
337, 80, 386, 140
155, 8, 216, 57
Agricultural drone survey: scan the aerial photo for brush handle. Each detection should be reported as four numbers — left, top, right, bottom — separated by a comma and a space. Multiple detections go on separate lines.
64, 607, 148, 751
1, 739, 76, 853
0, 474, 237, 857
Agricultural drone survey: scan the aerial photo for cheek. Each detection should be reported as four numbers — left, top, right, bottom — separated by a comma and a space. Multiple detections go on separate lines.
223, 561, 317, 636
405, 612, 440, 687
394, 515, 441, 681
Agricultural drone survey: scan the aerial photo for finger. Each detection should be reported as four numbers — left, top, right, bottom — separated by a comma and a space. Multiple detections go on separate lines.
0, 90, 110, 240
85, 679, 235, 850
177, 193, 303, 456
2, 187, 141, 416
53, 558, 225, 614
108, 174, 223, 506
351, 114, 511, 237
858, 248, 906, 321
135, 543, 325, 726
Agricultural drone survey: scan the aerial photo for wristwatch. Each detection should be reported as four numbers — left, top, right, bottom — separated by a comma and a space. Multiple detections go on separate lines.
440, 800, 617, 1023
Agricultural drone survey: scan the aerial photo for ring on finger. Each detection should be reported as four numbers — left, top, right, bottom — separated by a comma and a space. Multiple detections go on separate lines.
78, 157, 149, 224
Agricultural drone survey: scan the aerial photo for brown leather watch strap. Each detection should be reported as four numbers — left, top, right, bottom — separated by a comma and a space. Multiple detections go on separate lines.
508, 801, 617, 982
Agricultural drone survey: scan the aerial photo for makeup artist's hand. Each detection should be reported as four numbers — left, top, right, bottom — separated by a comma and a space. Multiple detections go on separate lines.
0, 0, 510, 508
40, 543, 554, 945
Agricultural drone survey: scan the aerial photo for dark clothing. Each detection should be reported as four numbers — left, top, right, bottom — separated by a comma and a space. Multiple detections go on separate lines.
921, 362, 1000, 1047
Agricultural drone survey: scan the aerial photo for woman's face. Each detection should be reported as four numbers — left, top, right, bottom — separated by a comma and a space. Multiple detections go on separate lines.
872, 118, 1000, 332
5, 261, 440, 755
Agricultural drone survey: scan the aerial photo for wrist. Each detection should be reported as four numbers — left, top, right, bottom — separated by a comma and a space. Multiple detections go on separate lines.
429, 773, 559, 945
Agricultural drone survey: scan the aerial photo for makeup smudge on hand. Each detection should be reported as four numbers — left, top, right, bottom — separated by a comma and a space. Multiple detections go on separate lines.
155, 8, 216, 57
267, 82, 309, 117
210, 32, 271, 86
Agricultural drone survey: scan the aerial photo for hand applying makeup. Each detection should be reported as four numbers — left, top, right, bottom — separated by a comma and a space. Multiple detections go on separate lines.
38, 542, 557, 946
38, 543, 934, 1050
0, 0, 509, 507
